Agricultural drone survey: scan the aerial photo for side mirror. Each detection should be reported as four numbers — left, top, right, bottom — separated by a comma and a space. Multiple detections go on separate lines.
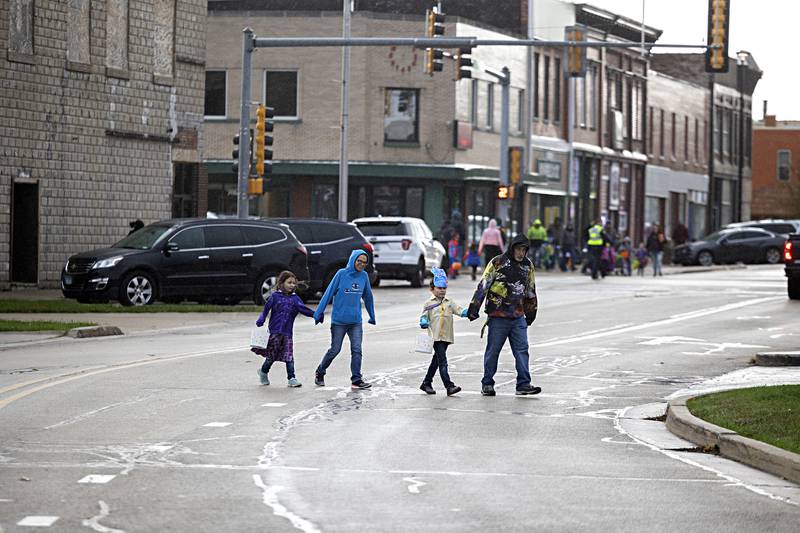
719, 238, 728, 246
165, 242, 180, 254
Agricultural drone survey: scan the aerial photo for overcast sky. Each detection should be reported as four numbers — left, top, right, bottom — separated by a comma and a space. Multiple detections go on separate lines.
569, 0, 797, 120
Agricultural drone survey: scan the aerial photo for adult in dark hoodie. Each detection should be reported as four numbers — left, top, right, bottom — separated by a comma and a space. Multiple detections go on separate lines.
313, 250, 376, 390
468, 234, 542, 396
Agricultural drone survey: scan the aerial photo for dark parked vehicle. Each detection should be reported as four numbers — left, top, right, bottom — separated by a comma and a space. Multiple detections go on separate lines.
61, 218, 309, 306
725, 219, 800, 235
270, 218, 376, 293
785, 234, 800, 299
672, 227, 786, 267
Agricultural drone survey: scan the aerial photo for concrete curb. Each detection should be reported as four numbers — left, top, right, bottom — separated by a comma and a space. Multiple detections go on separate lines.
666, 393, 800, 485
663, 264, 747, 276
66, 325, 124, 338
755, 351, 800, 366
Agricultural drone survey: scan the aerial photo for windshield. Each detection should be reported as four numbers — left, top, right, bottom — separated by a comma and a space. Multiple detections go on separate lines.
701, 231, 726, 242
356, 222, 409, 236
113, 225, 173, 250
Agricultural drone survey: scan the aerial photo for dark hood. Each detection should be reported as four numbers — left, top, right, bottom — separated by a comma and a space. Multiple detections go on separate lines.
505, 234, 530, 261
69, 247, 149, 260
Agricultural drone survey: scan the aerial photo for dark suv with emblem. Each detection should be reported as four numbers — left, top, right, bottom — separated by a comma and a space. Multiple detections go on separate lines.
61, 218, 309, 306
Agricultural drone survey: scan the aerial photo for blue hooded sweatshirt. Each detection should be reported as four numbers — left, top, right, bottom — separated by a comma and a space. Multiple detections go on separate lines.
313, 250, 376, 326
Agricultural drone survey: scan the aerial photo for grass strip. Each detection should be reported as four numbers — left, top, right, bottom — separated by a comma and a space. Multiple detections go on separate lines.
687, 385, 800, 455
0, 300, 261, 314
0, 319, 97, 332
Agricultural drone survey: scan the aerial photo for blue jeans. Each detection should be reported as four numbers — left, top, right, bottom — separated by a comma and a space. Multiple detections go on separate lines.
481, 316, 532, 389
317, 323, 363, 383
261, 359, 295, 379
651, 251, 663, 276
424, 341, 455, 388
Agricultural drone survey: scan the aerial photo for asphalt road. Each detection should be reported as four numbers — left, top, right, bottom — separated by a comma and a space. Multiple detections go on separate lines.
1, 266, 799, 532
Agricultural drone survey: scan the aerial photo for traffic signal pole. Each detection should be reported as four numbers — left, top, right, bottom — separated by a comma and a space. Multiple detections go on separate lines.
237, 28, 254, 219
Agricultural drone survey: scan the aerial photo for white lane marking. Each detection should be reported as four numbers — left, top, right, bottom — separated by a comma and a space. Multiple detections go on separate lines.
317, 387, 340, 391
45, 396, 151, 429
146, 444, 173, 452
252, 475, 320, 533
403, 476, 426, 494
78, 474, 116, 484
736, 315, 771, 320
81, 500, 125, 533
261, 403, 287, 407
17, 516, 59, 527
202, 422, 231, 428
0, 498, 13, 502
638, 336, 768, 355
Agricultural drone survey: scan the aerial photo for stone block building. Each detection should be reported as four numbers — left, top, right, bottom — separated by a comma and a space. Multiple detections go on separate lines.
1, 0, 206, 288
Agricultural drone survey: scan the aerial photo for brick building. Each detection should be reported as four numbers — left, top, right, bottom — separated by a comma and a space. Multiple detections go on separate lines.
751, 115, 800, 219
1, 0, 207, 288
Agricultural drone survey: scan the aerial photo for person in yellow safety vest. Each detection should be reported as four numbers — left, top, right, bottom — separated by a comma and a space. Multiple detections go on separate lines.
526, 219, 548, 267
586, 220, 607, 280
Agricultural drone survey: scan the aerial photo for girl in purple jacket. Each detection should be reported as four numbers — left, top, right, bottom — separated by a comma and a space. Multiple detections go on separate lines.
253, 271, 315, 387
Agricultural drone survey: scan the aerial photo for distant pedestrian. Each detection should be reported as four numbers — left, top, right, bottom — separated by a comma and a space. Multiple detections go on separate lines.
468, 234, 541, 397
526, 219, 547, 267
447, 231, 461, 278
635, 242, 648, 276
586, 219, 607, 280
671, 222, 690, 246
418, 268, 467, 396
464, 241, 481, 281
478, 219, 505, 266
647, 224, 665, 277
313, 250, 376, 390
253, 271, 314, 387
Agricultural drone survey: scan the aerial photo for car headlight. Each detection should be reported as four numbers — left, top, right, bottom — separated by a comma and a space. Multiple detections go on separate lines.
92, 256, 124, 269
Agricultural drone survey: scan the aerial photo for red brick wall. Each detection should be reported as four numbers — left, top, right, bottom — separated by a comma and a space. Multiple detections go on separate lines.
752, 126, 800, 218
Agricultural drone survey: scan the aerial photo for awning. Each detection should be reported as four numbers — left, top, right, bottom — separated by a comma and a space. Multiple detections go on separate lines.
526, 186, 568, 196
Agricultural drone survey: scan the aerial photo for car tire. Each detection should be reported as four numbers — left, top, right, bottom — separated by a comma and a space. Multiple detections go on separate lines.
765, 247, 781, 264
789, 278, 800, 300
119, 271, 157, 307
410, 258, 425, 288
697, 250, 714, 267
254, 271, 279, 306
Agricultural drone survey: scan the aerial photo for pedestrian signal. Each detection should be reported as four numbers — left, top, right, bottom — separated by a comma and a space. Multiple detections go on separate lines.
497, 185, 510, 200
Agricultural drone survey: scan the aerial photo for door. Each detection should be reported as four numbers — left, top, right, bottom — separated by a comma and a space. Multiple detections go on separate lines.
160, 227, 211, 296
203, 225, 249, 294
11, 182, 39, 283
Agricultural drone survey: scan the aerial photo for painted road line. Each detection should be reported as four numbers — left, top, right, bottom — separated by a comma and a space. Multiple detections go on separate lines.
203, 422, 232, 428
261, 403, 287, 407
78, 474, 116, 484
17, 516, 60, 527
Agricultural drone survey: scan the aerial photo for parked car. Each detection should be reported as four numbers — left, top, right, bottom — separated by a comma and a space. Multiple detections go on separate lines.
785, 233, 800, 299
725, 219, 800, 235
269, 218, 377, 293
672, 227, 786, 267
61, 218, 309, 306
353, 216, 445, 287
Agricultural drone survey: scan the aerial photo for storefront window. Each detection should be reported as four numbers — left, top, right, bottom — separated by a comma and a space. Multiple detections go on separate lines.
312, 184, 338, 219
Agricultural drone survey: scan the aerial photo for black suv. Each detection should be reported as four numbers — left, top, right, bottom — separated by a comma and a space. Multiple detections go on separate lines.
270, 218, 377, 293
61, 219, 309, 306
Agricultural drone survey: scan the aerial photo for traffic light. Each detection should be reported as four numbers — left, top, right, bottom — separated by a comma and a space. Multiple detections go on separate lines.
254, 104, 274, 178
425, 48, 444, 75
497, 185, 510, 200
705, 0, 730, 73
455, 46, 473, 80
232, 134, 240, 175
508, 146, 523, 184
423, 7, 445, 76
248, 177, 264, 195
565, 25, 587, 78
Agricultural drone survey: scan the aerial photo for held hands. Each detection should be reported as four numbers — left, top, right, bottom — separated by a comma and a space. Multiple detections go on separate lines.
460, 309, 469, 318
419, 317, 429, 329
314, 313, 324, 325
467, 310, 480, 322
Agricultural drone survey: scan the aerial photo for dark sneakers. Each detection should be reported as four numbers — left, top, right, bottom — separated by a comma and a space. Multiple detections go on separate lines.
420, 383, 436, 395
516, 385, 542, 396
351, 380, 372, 390
481, 385, 496, 396
446, 385, 462, 396
314, 371, 325, 387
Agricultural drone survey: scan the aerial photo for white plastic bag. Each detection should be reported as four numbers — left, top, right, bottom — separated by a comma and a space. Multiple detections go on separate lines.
413, 333, 434, 354
250, 325, 269, 349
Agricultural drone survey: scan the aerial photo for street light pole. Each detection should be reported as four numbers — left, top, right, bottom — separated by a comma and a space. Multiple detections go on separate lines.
736, 51, 747, 222
338, 0, 352, 222
237, 28, 254, 219
484, 67, 512, 226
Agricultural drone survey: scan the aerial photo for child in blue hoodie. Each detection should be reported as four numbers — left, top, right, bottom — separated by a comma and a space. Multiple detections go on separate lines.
313, 250, 376, 390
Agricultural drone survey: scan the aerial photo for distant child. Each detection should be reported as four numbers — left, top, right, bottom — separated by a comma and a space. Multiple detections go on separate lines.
447, 232, 461, 278
463, 241, 481, 281
617, 236, 632, 276
253, 271, 315, 387
418, 268, 467, 396
635, 242, 648, 276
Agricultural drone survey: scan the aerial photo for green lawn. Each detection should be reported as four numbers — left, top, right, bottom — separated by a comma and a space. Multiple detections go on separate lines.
0, 300, 261, 314
687, 385, 800, 455
0, 319, 97, 332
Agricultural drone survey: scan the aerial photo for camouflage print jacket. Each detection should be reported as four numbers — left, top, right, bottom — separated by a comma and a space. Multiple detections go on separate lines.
467, 234, 538, 325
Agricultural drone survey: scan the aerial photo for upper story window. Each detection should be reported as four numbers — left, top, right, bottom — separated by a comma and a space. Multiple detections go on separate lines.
106, 0, 129, 73
778, 150, 792, 181
153, 0, 176, 79
265, 70, 299, 119
470, 79, 479, 126
384, 88, 419, 144
543, 56, 550, 122
66, 0, 90, 65
8, 0, 34, 57
553, 58, 561, 123
487, 82, 495, 130
204, 71, 227, 118
517, 89, 525, 132
533, 53, 540, 119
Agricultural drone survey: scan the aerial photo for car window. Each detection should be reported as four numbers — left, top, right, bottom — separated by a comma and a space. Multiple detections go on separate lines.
356, 222, 407, 236
724, 232, 747, 242
741, 230, 769, 239
310, 224, 352, 243
170, 227, 205, 249
204, 225, 245, 248
286, 223, 313, 244
419, 222, 433, 239
761, 224, 794, 234
242, 226, 284, 245
114, 224, 173, 249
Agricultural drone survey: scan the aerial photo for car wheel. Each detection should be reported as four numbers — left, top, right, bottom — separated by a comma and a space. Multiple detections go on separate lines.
410, 258, 425, 287
119, 271, 156, 306
254, 271, 278, 306
371, 275, 381, 288
697, 250, 714, 267
765, 247, 781, 264
789, 278, 800, 300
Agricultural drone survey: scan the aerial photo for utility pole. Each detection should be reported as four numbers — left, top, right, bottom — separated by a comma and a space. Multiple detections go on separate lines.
338, 0, 352, 222
237, 28, 254, 219
736, 51, 746, 222
524, 0, 534, 230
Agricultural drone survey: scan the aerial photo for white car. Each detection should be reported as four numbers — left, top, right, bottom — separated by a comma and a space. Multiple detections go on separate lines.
353, 217, 445, 287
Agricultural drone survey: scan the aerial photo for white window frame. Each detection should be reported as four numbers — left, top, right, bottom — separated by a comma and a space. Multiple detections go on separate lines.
263, 69, 300, 121
204, 70, 227, 119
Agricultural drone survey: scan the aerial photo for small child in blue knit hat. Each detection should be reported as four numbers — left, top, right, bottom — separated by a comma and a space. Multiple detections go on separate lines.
418, 267, 469, 396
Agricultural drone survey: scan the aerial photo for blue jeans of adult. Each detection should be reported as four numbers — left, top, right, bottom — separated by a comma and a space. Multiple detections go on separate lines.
651, 251, 663, 276
261, 359, 295, 379
481, 316, 532, 389
423, 341, 455, 388
316, 323, 363, 383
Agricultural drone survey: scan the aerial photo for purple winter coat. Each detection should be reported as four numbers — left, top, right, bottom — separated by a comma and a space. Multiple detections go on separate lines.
255, 291, 314, 337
